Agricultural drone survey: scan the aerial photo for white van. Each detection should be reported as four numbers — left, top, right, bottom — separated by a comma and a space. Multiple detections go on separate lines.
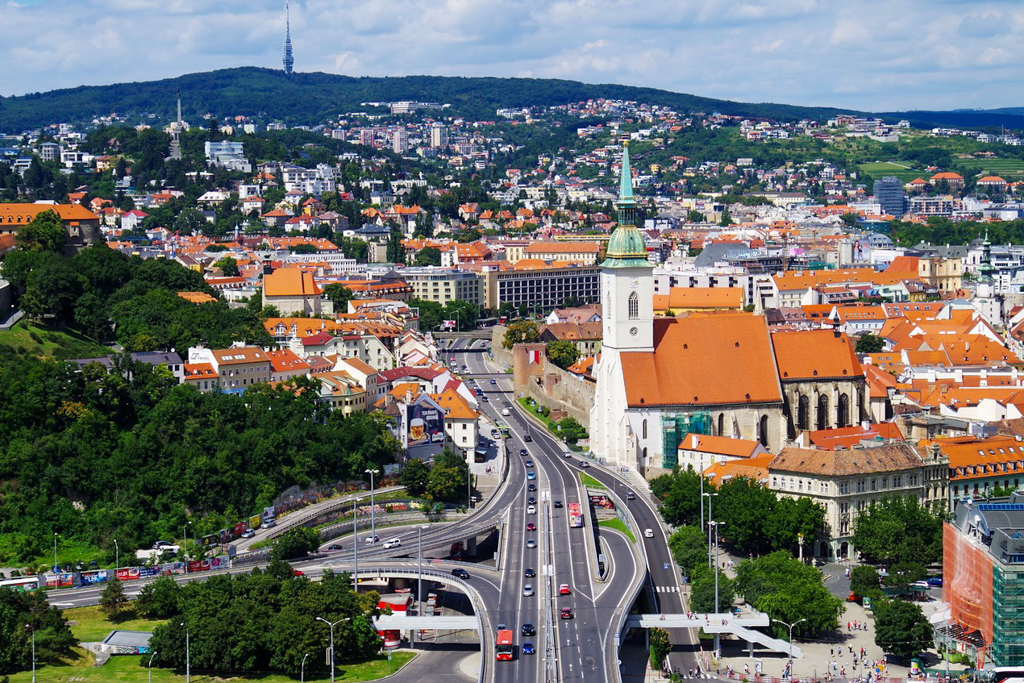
383, 538, 402, 549
501, 408, 511, 416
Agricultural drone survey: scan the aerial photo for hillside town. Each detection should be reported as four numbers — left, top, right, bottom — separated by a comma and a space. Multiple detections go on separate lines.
8, 95, 1024, 681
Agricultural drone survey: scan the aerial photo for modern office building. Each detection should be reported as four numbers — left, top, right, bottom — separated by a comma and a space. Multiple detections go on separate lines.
874, 176, 907, 217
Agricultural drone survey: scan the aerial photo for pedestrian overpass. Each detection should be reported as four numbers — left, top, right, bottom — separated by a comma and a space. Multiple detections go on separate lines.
625, 611, 803, 658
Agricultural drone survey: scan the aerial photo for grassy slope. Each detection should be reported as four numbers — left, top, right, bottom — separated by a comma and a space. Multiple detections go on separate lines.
0, 319, 109, 360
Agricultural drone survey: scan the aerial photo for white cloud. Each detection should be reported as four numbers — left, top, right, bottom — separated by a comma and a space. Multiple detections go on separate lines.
1, 0, 1024, 111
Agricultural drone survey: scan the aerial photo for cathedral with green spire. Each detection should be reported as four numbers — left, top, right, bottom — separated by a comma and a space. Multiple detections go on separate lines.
601, 142, 653, 269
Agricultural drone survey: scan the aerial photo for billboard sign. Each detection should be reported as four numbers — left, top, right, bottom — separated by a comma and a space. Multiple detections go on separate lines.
407, 402, 445, 446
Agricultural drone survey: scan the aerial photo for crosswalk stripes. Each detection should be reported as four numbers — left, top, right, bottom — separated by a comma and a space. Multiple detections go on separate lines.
654, 585, 680, 593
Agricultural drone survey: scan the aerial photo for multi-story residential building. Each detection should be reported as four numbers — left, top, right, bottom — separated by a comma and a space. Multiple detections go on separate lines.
430, 123, 448, 148
941, 494, 1024, 667
266, 349, 310, 383
281, 164, 336, 196
315, 370, 367, 415
187, 346, 272, 393
392, 128, 409, 154
262, 269, 327, 316
910, 195, 956, 216
204, 141, 251, 173
925, 435, 1024, 504
480, 262, 601, 312
401, 267, 483, 306
521, 241, 603, 265
768, 442, 948, 559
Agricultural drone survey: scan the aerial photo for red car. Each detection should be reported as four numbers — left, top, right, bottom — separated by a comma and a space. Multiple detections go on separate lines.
526, 522, 537, 532
291, 569, 305, 577
560, 607, 573, 619
559, 584, 570, 595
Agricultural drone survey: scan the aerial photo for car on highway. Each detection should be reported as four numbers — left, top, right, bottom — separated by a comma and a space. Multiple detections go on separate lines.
527, 505, 537, 515
525, 460, 534, 468
522, 584, 534, 597
527, 472, 536, 480
526, 522, 537, 531
523, 642, 535, 655
521, 623, 536, 636
449, 356, 456, 364
559, 584, 570, 595
327, 544, 343, 551
481, 396, 489, 402
383, 538, 402, 549
563, 451, 573, 458
644, 528, 654, 538
153, 540, 174, 549
626, 491, 636, 500
526, 538, 537, 548
528, 483, 537, 491
451, 568, 470, 579
241, 529, 256, 538
553, 500, 563, 508
524, 434, 532, 442
260, 518, 277, 529
291, 569, 305, 576
501, 408, 511, 416
520, 448, 528, 456
524, 568, 535, 577
365, 535, 380, 544
462, 366, 469, 372
527, 496, 537, 505
578, 460, 590, 468
490, 379, 497, 385
560, 607, 573, 619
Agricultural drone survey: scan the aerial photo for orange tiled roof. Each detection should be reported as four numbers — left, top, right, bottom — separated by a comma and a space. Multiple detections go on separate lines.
431, 388, 479, 420
772, 329, 863, 381
678, 433, 764, 458
924, 435, 1024, 481
177, 291, 217, 305
263, 269, 322, 297
620, 314, 782, 408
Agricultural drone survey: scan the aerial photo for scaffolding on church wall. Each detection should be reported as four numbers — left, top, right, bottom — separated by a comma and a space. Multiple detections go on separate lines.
661, 412, 712, 469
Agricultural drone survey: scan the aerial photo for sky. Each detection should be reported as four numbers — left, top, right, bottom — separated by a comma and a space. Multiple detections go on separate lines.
3, 0, 1024, 112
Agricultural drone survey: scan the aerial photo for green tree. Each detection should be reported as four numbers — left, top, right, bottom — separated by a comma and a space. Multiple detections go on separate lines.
213, 256, 239, 276
386, 227, 404, 264
546, 339, 580, 370
426, 448, 470, 504
99, 577, 129, 618
855, 334, 885, 354
840, 212, 859, 228
883, 561, 928, 593
650, 467, 707, 528
271, 527, 322, 562
135, 576, 182, 619
400, 458, 430, 496
849, 565, 882, 602
687, 210, 706, 223
410, 298, 443, 330
668, 525, 708, 579
556, 417, 588, 445
20, 259, 86, 322
323, 284, 355, 312
172, 208, 208, 235
0, 590, 76, 675
874, 599, 932, 659
15, 210, 67, 252
690, 565, 736, 614
719, 207, 734, 227
853, 495, 943, 567
413, 246, 442, 266
649, 627, 671, 671
502, 320, 539, 349
735, 551, 843, 636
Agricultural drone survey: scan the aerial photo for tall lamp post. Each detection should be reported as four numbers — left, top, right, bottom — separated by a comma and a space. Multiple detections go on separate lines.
114, 539, 119, 572
772, 617, 807, 681
365, 468, 379, 544
417, 524, 429, 612
147, 650, 158, 683
352, 499, 359, 592
52, 533, 58, 573
180, 622, 191, 683
703, 493, 718, 567
316, 616, 351, 683
710, 520, 726, 658
182, 522, 190, 575
300, 652, 309, 683
26, 623, 35, 683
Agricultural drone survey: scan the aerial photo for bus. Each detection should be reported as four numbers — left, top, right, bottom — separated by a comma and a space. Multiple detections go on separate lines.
568, 503, 584, 528
495, 630, 515, 661
377, 629, 401, 649
498, 424, 510, 438
0, 576, 40, 592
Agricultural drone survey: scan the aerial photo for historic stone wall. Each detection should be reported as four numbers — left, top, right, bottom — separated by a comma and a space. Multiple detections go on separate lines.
512, 342, 595, 428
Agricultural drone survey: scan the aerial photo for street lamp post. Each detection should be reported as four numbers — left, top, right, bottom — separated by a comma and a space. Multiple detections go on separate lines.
703, 493, 718, 568
180, 622, 191, 683
182, 522, 190, 575
365, 469, 379, 545
52, 533, 58, 573
710, 520, 726, 658
699, 452, 704, 532
316, 616, 351, 683
467, 466, 472, 509
148, 651, 158, 683
301, 652, 309, 683
353, 500, 359, 592
26, 623, 35, 683
771, 617, 807, 681
417, 524, 429, 613
114, 538, 119, 571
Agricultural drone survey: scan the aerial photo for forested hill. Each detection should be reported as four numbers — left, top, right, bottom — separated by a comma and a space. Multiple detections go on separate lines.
0, 67, 859, 133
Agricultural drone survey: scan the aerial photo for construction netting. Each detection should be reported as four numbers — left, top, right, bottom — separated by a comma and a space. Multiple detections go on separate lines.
661, 411, 712, 469
944, 522, 994, 667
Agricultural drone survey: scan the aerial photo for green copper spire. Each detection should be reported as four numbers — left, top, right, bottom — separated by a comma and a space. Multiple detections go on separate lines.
601, 142, 651, 269
980, 229, 995, 281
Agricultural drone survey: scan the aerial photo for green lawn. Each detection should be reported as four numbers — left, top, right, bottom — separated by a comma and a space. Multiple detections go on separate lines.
599, 518, 635, 543
65, 605, 167, 643
579, 473, 605, 490
858, 162, 921, 183
956, 158, 1024, 177
6, 649, 416, 682
0, 319, 109, 360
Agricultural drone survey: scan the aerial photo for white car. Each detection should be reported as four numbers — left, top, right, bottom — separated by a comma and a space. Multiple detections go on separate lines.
523, 584, 534, 597
383, 538, 402, 549
644, 528, 654, 538
527, 505, 537, 515
365, 535, 380, 545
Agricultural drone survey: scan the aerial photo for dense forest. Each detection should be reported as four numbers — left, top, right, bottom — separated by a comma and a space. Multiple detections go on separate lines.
0, 67, 856, 133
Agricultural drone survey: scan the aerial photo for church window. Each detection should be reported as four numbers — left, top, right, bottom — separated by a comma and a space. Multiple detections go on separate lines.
642, 419, 648, 440
758, 414, 769, 447
628, 292, 639, 320
718, 413, 725, 437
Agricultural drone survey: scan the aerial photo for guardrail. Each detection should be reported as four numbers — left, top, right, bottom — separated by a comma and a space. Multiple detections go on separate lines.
259, 486, 406, 542
610, 545, 649, 683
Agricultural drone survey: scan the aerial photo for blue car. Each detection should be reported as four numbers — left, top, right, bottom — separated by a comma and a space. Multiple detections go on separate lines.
527, 471, 536, 480
523, 642, 535, 655
927, 576, 943, 587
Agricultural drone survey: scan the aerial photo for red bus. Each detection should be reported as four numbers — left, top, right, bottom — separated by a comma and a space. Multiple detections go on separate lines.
378, 629, 401, 649
495, 629, 514, 660
568, 502, 583, 528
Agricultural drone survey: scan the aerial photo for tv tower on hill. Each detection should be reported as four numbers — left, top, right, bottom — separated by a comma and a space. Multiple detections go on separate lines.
282, 0, 294, 75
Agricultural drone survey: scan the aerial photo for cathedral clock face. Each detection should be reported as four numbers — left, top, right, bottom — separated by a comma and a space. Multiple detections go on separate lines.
629, 278, 639, 288
629, 327, 639, 336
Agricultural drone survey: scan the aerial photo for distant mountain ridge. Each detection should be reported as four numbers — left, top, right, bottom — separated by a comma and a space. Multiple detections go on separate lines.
0, 66, 1022, 134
